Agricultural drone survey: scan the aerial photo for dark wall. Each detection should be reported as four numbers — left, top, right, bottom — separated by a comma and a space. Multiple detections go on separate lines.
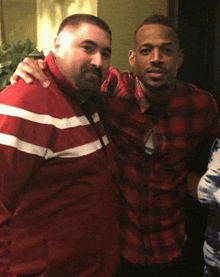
214, 1, 220, 103
178, 0, 217, 95
177, 3, 218, 276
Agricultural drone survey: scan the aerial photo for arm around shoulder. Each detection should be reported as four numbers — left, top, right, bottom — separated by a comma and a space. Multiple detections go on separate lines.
10, 57, 50, 88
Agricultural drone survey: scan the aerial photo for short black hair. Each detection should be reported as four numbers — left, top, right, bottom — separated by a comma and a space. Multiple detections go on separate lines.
134, 14, 178, 42
57, 13, 112, 41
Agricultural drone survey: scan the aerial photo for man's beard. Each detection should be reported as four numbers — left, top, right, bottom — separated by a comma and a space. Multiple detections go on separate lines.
75, 65, 102, 103
142, 77, 176, 105
145, 82, 169, 91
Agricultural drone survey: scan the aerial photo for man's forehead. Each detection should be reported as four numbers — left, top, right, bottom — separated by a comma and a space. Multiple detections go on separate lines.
60, 23, 111, 44
136, 24, 178, 44
62, 23, 108, 36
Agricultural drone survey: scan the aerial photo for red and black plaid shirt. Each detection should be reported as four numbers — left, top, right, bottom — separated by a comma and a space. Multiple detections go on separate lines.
100, 67, 219, 265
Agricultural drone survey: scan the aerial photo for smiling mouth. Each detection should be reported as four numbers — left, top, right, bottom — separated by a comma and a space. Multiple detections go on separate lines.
86, 72, 99, 77
83, 72, 101, 83
147, 71, 164, 79
85, 70, 102, 80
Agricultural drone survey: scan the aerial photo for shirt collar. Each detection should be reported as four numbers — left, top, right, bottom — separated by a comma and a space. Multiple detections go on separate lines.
134, 76, 176, 116
45, 51, 84, 105
134, 77, 151, 113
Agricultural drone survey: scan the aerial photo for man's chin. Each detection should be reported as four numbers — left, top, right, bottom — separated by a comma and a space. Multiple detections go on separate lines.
78, 83, 101, 103
145, 82, 168, 91
84, 79, 101, 91
75, 73, 102, 102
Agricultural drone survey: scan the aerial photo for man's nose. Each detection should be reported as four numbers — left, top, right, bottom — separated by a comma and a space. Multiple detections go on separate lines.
91, 52, 102, 68
150, 48, 162, 64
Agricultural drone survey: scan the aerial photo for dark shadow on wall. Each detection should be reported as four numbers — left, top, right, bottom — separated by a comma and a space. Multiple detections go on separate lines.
177, 1, 218, 276
214, 0, 220, 104
177, 0, 217, 95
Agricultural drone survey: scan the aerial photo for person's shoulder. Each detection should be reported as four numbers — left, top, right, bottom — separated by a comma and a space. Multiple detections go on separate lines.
0, 74, 62, 114
178, 81, 211, 96
105, 67, 135, 89
1, 75, 50, 96
107, 66, 121, 76
177, 81, 216, 103
107, 67, 135, 80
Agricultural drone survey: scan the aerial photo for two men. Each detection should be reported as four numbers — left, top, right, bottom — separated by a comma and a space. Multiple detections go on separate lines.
8, 14, 220, 276
0, 14, 119, 277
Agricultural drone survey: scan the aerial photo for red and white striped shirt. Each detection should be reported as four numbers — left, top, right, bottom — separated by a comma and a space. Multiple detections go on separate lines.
0, 52, 119, 277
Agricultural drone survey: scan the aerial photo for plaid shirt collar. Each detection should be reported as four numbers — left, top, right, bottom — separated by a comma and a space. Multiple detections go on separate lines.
134, 78, 151, 113
134, 76, 176, 116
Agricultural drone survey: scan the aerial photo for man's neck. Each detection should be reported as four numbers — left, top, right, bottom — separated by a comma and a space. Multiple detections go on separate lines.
139, 80, 176, 106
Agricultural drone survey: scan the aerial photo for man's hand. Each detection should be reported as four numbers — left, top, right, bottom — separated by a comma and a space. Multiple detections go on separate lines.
10, 57, 50, 88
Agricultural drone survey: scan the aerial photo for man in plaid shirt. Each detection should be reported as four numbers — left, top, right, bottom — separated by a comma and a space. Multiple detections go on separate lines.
11, 14, 219, 277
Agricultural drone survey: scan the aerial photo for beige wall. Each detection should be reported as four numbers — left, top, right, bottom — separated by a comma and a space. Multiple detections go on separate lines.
3, 0, 37, 44
37, 0, 98, 54
98, 0, 168, 70
3, 0, 168, 69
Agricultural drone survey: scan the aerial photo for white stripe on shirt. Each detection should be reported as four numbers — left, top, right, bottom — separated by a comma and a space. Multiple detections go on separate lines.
45, 135, 109, 159
0, 133, 109, 159
0, 103, 100, 129
0, 133, 48, 157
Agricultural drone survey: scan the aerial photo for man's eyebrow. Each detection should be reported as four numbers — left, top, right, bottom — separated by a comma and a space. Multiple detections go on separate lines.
82, 40, 112, 54
81, 39, 97, 46
141, 42, 174, 47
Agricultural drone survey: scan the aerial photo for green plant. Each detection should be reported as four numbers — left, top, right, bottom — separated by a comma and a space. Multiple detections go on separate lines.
0, 37, 44, 90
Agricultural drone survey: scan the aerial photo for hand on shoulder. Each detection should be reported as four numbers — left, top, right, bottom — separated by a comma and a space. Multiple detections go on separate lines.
10, 57, 50, 88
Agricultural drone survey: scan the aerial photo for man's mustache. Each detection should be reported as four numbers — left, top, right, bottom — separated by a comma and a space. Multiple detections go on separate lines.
146, 67, 166, 74
83, 65, 102, 79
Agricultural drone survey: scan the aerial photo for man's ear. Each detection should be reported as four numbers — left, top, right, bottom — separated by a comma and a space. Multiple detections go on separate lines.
53, 36, 60, 54
129, 50, 136, 68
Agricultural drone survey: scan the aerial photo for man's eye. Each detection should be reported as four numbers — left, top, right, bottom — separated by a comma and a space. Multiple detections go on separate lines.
102, 52, 111, 59
140, 48, 151, 55
163, 48, 173, 55
83, 45, 93, 52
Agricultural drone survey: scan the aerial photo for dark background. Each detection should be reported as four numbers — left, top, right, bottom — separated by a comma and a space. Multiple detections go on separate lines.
169, 1, 220, 275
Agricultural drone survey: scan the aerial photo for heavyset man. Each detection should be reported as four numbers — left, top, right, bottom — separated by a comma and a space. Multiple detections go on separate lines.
0, 14, 119, 277
11, 14, 219, 276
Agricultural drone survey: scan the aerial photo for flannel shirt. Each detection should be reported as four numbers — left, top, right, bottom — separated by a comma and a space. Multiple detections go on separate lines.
100, 67, 219, 265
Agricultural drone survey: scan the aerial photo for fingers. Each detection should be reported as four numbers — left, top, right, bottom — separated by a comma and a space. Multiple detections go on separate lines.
10, 57, 50, 88
10, 74, 19, 86
10, 61, 34, 85
37, 59, 46, 70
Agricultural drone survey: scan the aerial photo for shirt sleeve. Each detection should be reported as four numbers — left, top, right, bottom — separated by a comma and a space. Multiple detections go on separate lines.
198, 137, 220, 208
101, 67, 131, 96
0, 86, 52, 276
